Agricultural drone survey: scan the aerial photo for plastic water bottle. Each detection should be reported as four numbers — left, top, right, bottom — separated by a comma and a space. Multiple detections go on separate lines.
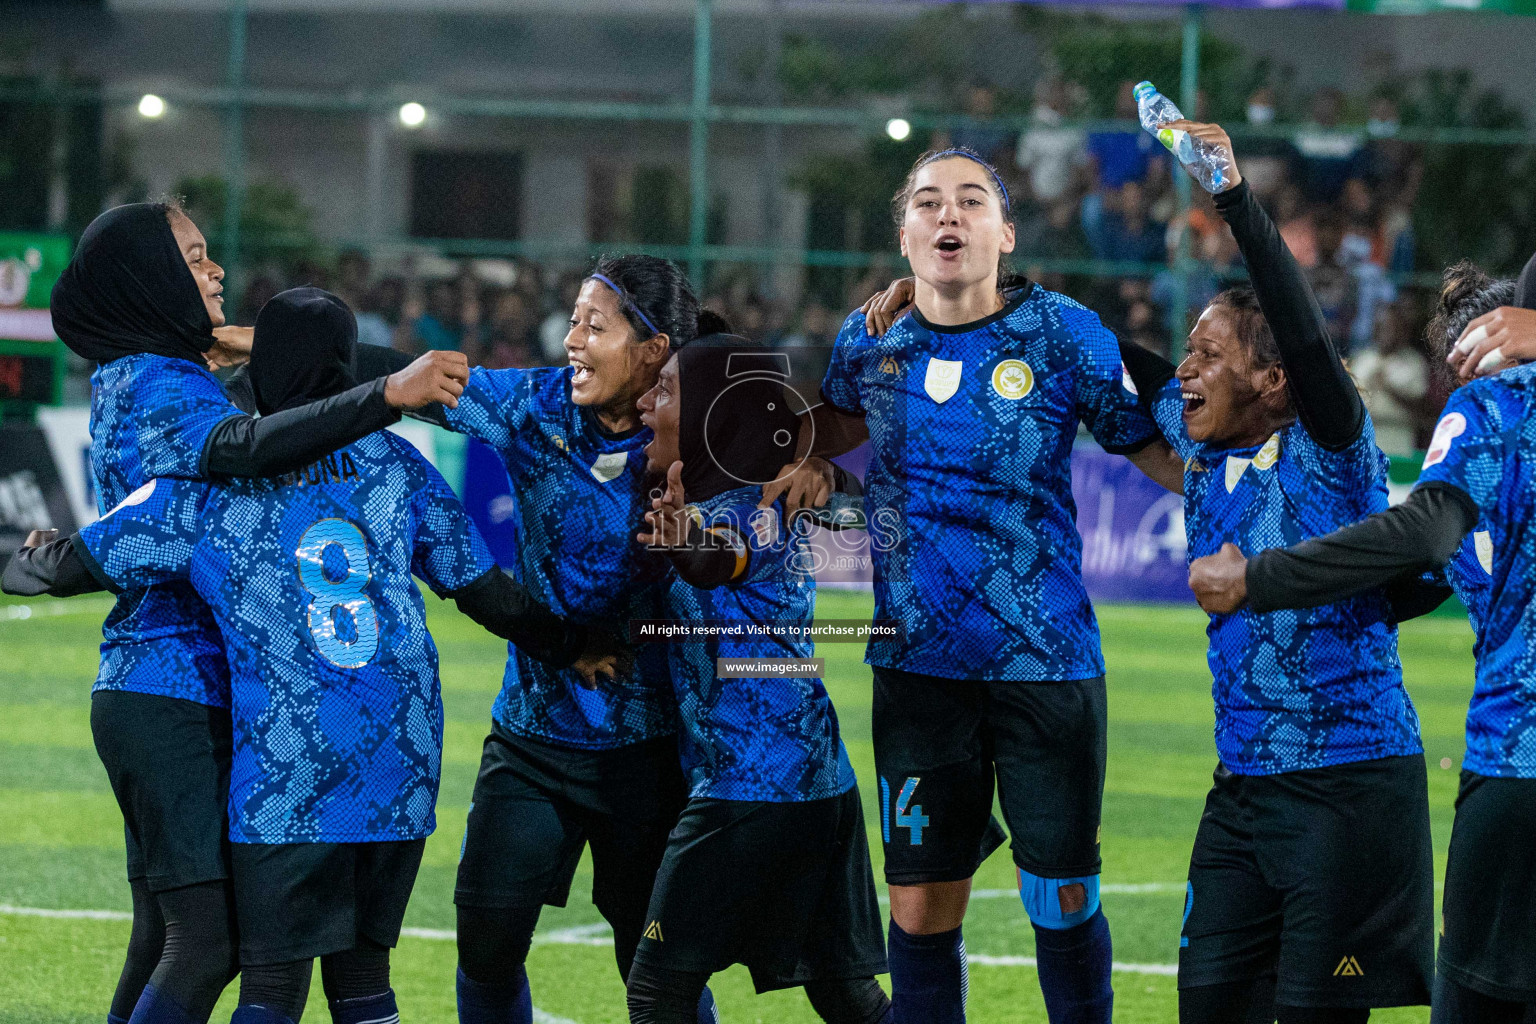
1133, 81, 1233, 194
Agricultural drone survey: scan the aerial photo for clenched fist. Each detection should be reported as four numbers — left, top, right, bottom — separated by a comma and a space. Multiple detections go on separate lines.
385, 350, 470, 409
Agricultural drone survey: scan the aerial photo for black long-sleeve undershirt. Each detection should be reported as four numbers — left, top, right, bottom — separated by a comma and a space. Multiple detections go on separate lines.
1246, 484, 1478, 615
1214, 180, 1363, 450
204, 344, 419, 477
448, 568, 586, 668
201, 376, 401, 479
2, 536, 101, 598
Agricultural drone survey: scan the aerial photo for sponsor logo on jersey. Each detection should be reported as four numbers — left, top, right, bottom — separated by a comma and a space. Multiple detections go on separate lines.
102, 479, 159, 520
992, 359, 1034, 400
643, 920, 664, 941
923, 357, 963, 403
590, 451, 628, 483
1333, 955, 1364, 977
878, 355, 901, 377
1423, 411, 1467, 468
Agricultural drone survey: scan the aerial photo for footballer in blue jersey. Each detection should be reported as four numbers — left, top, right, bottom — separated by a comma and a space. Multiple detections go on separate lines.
10, 288, 590, 1024
1126, 124, 1433, 1021
434, 257, 731, 1024
1195, 258, 1536, 1021
768, 149, 1179, 1024
44, 204, 468, 1024
625, 337, 889, 1022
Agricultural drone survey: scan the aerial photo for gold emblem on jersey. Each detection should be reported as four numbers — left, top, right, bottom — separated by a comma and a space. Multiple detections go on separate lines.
552, 435, 567, 452
1333, 956, 1364, 977
878, 355, 901, 377
992, 359, 1033, 400
1252, 433, 1281, 470
644, 920, 664, 941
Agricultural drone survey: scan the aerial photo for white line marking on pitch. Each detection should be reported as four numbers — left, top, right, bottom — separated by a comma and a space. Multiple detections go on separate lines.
0, 599, 115, 623
968, 954, 1179, 976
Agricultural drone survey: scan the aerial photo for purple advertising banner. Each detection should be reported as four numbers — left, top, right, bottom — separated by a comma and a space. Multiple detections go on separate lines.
807, 442, 1191, 601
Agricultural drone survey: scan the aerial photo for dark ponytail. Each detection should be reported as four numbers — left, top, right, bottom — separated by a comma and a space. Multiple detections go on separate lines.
695, 308, 734, 338
588, 254, 706, 350
1426, 260, 1515, 380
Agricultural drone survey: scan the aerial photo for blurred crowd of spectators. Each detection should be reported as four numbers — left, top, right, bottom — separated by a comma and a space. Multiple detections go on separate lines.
233, 77, 1442, 454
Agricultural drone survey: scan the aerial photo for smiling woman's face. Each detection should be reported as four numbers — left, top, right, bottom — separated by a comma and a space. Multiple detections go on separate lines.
167, 210, 226, 328
900, 157, 1015, 293
636, 353, 681, 474
563, 279, 669, 416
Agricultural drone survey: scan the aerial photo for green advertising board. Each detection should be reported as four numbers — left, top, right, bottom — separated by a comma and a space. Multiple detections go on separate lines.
0, 233, 72, 407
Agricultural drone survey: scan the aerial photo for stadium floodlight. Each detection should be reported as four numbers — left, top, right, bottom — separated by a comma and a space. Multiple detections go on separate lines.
138, 94, 166, 119
886, 118, 912, 142
398, 102, 427, 128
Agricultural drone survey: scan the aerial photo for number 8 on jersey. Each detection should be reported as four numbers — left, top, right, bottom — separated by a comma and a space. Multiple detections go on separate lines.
297, 519, 379, 668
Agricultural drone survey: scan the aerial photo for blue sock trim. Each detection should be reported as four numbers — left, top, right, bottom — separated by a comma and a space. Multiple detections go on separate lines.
230, 1007, 298, 1024
696, 985, 719, 1024
125, 984, 199, 1024
456, 966, 531, 1024
1017, 869, 1101, 930
329, 989, 398, 1024
887, 920, 968, 1024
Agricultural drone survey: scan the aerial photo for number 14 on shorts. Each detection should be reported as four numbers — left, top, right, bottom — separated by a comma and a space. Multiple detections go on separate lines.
881, 776, 928, 845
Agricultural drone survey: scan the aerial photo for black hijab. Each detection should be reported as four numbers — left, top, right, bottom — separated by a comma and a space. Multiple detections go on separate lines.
51, 203, 216, 363
1516, 252, 1536, 310
677, 335, 801, 503
249, 287, 359, 416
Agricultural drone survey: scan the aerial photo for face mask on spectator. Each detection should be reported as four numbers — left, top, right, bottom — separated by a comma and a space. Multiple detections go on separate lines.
1247, 103, 1275, 125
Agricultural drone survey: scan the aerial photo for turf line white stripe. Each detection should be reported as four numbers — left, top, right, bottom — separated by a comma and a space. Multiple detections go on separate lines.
0, 903, 132, 920
968, 954, 1179, 976
0, 599, 115, 622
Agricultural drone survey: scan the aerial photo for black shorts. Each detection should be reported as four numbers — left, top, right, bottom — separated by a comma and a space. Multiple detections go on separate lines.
90, 690, 232, 893
1179, 756, 1434, 1009
632, 786, 887, 993
1439, 771, 1536, 1003
871, 665, 1106, 885
232, 838, 426, 965
455, 725, 688, 919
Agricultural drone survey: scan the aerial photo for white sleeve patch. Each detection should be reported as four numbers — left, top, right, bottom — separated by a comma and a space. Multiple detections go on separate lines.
1422, 411, 1467, 468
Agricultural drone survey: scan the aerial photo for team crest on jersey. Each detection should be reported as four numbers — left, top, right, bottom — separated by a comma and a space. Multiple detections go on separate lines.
1252, 433, 1281, 470
1474, 530, 1493, 575
878, 355, 901, 377
992, 359, 1033, 400
590, 451, 628, 483
1423, 411, 1467, 468
924, 358, 963, 403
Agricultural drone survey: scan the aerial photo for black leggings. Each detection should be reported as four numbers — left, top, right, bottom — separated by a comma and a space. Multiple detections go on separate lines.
1431, 973, 1536, 1024
456, 903, 543, 984
109, 876, 167, 1021
625, 959, 889, 1024
237, 939, 391, 1022
109, 880, 239, 1022
1180, 978, 1369, 1024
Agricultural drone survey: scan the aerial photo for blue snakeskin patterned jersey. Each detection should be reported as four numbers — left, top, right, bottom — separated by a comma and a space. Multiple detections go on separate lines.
1151, 380, 1421, 774
1445, 530, 1493, 643
662, 488, 855, 802
441, 365, 675, 750
75, 432, 496, 843
820, 284, 1157, 681
88, 354, 241, 708
1416, 365, 1536, 778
